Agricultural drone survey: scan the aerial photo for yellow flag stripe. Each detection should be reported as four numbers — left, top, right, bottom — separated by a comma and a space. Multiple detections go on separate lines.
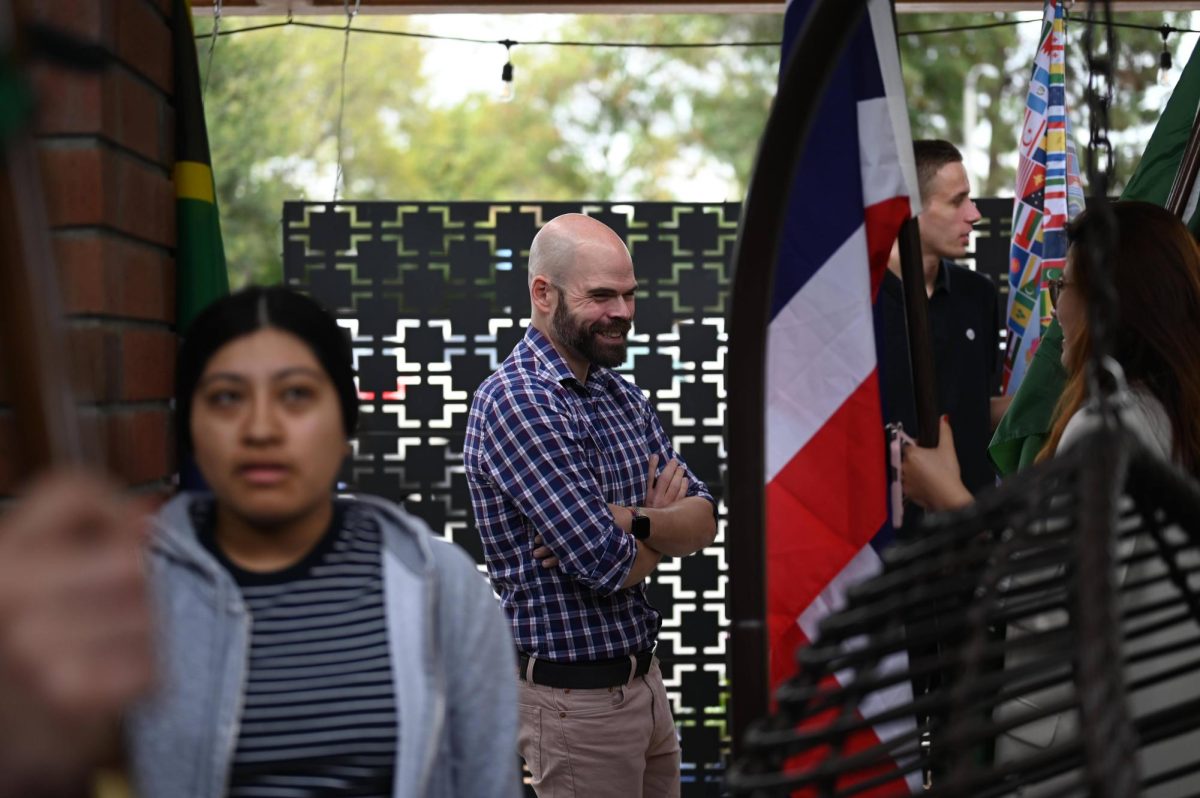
174, 160, 214, 204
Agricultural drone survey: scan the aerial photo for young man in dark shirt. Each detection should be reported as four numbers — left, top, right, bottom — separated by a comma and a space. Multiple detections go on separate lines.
882, 139, 1003, 496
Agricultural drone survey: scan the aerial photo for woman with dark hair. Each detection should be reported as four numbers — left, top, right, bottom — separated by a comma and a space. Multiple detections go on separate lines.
1039, 200, 1200, 469
903, 200, 1200, 508
901, 201, 1200, 793
127, 286, 518, 798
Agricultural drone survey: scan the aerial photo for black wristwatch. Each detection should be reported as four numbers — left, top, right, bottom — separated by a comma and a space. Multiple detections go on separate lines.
630, 507, 651, 541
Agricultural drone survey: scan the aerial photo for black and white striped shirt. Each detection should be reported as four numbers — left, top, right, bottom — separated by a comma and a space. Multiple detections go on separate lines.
197, 500, 398, 797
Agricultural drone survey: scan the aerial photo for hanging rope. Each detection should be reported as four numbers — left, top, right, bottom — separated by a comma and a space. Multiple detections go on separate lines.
202, 0, 222, 96
332, 0, 360, 203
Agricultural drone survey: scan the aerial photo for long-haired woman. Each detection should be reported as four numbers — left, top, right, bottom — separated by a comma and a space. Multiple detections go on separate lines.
902, 201, 1200, 794
903, 200, 1200, 507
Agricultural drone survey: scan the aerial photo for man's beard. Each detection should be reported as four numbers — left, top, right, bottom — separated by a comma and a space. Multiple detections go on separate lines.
551, 298, 631, 369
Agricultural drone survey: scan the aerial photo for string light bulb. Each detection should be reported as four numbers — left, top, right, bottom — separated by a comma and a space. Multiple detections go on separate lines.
1159, 26, 1174, 88
499, 39, 515, 103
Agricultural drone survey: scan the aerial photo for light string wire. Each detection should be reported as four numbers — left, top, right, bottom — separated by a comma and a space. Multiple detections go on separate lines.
192, 13, 1200, 46
192, 7, 1187, 205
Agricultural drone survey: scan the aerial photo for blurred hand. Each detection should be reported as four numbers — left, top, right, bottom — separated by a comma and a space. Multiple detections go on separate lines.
900, 416, 975, 511
0, 471, 154, 796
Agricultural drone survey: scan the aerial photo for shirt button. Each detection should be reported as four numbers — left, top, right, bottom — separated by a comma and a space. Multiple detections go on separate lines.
559, 712, 567, 719
564, 689, 571, 694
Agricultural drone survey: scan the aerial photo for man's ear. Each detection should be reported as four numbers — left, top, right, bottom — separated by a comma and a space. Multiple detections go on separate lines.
531, 275, 555, 314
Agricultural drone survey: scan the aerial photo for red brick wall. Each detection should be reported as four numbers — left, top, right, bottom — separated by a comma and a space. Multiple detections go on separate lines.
2, 0, 177, 494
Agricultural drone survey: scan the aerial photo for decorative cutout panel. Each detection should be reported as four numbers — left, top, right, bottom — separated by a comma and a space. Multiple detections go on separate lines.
282, 199, 1011, 795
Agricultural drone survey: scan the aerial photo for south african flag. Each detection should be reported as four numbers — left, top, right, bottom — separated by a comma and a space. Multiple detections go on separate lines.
172, 0, 227, 332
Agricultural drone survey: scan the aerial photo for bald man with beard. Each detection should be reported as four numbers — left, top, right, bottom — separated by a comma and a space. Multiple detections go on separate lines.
464, 214, 717, 797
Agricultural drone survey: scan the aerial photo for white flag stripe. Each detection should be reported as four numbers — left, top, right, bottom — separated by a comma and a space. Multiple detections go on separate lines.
866, 0, 922, 216
766, 225, 876, 482
797, 542, 883, 642
858, 97, 912, 210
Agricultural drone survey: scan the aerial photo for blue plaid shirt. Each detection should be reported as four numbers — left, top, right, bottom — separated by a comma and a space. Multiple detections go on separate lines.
464, 326, 714, 662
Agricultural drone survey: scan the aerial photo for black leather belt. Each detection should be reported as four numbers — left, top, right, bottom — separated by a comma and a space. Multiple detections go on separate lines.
518, 650, 654, 689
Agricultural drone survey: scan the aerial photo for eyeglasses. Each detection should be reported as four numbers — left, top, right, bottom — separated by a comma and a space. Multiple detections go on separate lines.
1047, 275, 1075, 306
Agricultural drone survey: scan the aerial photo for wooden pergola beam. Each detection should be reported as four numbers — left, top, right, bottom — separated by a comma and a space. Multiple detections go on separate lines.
199, 1, 1200, 14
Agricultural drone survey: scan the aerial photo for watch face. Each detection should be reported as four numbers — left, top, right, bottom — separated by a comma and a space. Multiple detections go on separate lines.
632, 514, 651, 540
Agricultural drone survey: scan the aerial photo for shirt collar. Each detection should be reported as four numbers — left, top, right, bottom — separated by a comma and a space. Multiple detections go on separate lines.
523, 326, 617, 392
882, 261, 952, 298
932, 259, 953, 295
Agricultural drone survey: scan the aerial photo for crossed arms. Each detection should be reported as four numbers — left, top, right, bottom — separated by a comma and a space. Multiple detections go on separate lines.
467, 386, 716, 595
534, 452, 716, 587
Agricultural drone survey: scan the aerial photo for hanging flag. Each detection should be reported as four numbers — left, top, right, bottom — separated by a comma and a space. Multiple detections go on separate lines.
766, 0, 920, 792
990, 16, 1200, 475
172, 0, 228, 331
1122, 38, 1200, 235
1002, 0, 1085, 395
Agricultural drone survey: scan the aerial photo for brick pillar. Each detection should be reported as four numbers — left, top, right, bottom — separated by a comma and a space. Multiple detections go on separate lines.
2, 0, 177, 494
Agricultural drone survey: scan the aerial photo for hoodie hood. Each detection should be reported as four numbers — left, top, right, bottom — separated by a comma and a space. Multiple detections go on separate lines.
151, 491, 437, 583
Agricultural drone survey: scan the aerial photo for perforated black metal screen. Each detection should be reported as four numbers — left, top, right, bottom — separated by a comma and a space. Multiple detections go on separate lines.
281, 198, 1012, 795
283, 201, 736, 791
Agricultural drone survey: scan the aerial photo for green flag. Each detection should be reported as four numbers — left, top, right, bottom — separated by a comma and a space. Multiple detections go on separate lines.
172, 0, 228, 331
1122, 47, 1200, 237
987, 320, 1066, 475
988, 46, 1200, 475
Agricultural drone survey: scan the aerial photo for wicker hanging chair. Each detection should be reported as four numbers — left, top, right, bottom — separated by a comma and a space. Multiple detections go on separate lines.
727, 415, 1200, 797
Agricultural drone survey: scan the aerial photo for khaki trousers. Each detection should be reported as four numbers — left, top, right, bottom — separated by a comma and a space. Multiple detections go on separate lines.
517, 657, 681, 798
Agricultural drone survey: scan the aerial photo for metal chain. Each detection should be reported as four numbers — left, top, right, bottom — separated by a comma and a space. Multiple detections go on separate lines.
1081, 0, 1121, 408
1077, 11, 1140, 796
1082, 0, 1115, 193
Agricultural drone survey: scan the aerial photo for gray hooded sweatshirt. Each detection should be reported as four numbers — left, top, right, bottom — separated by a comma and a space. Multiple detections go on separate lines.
127, 492, 519, 798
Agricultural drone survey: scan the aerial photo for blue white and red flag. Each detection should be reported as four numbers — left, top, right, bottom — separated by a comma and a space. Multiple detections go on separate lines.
765, 0, 921, 792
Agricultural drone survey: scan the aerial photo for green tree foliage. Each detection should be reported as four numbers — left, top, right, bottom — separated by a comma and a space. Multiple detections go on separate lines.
898, 13, 1023, 195
525, 14, 780, 196
195, 12, 1192, 288
1064, 13, 1194, 187
195, 14, 780, 286
899, 12, 1193, 196
197, 19, 428, 285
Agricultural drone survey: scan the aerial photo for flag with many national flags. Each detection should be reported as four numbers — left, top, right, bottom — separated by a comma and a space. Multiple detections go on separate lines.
990, 18, 1200, 475
1003, 0, 1086, 394
765, 0, 921, 792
